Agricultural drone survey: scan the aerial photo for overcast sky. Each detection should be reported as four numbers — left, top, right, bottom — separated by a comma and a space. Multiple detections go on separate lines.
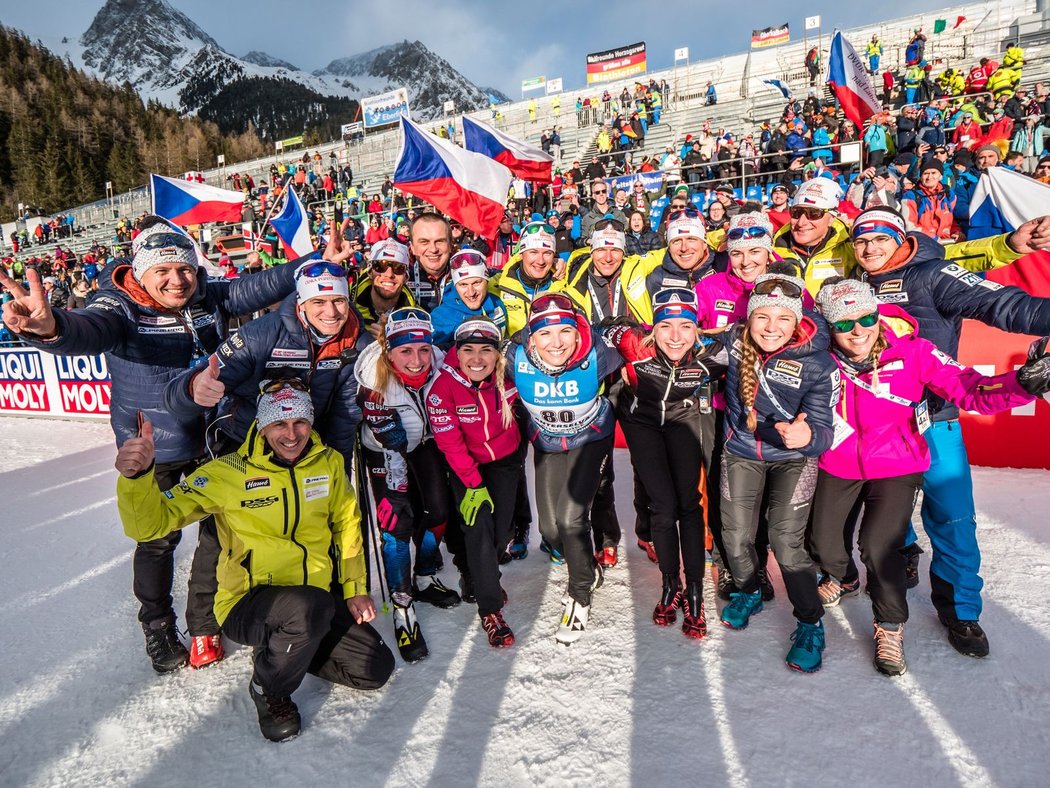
3, 0, 988, 95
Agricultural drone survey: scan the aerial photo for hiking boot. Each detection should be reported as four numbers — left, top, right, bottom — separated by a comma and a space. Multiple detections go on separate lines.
393, 603, 429, 663
873, 621, 907, 676
652, 573, 682, 626
716, 565, 735, 601
249, 678, 301, 742
480, 612, 515, 648
636, 538, 657, 563
189, 634, 224, 669
786, 620, 825, 673
758, 568, 775, 602
818, 576, 861, 607
412, 576, 461, 609
142, 620, 189, 673
681, 578, 707, 640
595, 545, 619, 568
939, 614, 989, 658
720, 590, 763, 630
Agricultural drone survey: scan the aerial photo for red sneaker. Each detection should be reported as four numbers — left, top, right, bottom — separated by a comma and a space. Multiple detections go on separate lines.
682, 611, 707, 640
595, 546, 619, 568
189, 635, 225, 669
636, 539, 657, 563
480, 612, 515, 648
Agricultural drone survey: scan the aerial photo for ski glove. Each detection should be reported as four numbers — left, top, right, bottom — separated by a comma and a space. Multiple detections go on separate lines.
1017, 336, 1050, 396
377, 490, 412, 533
459, 486, 494, 527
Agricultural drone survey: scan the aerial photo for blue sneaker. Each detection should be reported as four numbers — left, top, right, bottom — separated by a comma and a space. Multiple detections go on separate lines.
786, 620, 825, 673
508, 539, 528, 561
719, 590, 763, 630
539, 540, 565, 565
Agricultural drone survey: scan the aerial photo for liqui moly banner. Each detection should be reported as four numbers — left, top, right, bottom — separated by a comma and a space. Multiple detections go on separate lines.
0, 348, 110, 420
586, 41, 647, 84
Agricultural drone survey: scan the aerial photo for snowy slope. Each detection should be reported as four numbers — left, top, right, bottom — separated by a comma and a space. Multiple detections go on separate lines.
1, 417, 1049, 786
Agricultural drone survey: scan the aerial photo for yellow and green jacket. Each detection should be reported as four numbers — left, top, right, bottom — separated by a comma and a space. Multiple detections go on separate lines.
558, 247, 657, 324
492, 254, 570, 335
118, 427, 364, 624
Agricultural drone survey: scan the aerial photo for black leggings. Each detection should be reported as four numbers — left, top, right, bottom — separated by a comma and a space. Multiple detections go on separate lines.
534, 437, 613, 606
622, 416, 705, 582
449, 449, 525, 615
809, 470, 923, 624
721, 454, 823, 624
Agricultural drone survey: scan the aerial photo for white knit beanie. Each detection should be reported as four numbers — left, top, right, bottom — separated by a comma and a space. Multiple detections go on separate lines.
256, 383, 314, 430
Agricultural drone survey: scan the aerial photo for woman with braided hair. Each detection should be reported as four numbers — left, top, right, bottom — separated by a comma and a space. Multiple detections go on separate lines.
718, 273, 838, 672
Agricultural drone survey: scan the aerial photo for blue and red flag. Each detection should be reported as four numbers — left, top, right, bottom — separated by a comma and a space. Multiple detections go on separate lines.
269, 186, 314, 258
462, 116, 554, 183
150, 173, 244, 225
827, 32, 881, 130
394, 117, 513, 240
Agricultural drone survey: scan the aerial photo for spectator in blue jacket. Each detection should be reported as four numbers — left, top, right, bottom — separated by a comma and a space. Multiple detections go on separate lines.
431, 249, 508, 347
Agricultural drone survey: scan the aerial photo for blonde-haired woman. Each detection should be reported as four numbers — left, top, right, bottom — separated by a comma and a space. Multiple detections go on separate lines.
355, 307, 458, 663
718, 273, 838, 672
425, 318, 524, 648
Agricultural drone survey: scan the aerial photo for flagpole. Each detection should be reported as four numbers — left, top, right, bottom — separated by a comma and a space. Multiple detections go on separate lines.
257, 184, 286, 258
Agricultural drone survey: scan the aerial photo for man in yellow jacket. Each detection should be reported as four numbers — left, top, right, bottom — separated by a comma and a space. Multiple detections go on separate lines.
493, 224, 567, 335
115, 382, 394, 742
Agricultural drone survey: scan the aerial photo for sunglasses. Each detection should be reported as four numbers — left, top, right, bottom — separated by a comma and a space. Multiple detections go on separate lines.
830, 312, 879, 333
595, 218, 625, 232
753, 277, 803, 299
139, 232, 196, 251
297, 261, 347, 279
727, 226, 770, 241
371, 261, 407, 276
259, 377, 310, 396
592, 188, 608, 195
668, 207, 701, 221
789, 206, 828, 220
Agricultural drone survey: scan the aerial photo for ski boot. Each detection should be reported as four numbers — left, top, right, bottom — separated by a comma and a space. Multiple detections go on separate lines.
413, 575, 461, 609
595, 544, 619, 569
189, 634, 224, 669
393, 602, 429, 663
555, 598, 589, 645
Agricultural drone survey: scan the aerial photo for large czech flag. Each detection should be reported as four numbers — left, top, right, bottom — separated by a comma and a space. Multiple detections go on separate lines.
150, 173, 244, 225
462, 116, 554, 183
969, 166, 1050, 239
394, 117, 513, 239
269, 186, 315, 258
827, 32, 881, 129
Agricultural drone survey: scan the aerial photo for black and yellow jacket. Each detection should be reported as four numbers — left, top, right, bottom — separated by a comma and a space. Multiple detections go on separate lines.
118, 427, 364, 624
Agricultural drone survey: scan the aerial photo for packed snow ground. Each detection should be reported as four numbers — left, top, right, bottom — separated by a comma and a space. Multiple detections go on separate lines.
1, 417, 1049, 787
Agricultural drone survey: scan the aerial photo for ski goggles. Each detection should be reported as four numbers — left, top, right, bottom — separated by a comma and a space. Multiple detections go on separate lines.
450, 249, 488, 269
668, 207, 702, 221
259, 377, 310, 396
830, 312, 880, 333
788, 206, 829, 221
296, 261, 348, 279
753, 277, 804, 299
727, 226, 771, 241
520, 222, 556, 235
139, 232, 196, 251
594, 217, 625, 233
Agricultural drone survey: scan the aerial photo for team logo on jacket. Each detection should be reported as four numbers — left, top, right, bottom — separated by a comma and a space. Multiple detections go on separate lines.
245, 477, 270, 491
765, 360, 802, 389
456, 405, 478, 415
715, 299, 735, 312
272, 348, 309, 359
429, 394, 442, 406
305, 475, 329, 484
192, 475, 209, 488
241, 496, 279, 509
228, 334, 245, 350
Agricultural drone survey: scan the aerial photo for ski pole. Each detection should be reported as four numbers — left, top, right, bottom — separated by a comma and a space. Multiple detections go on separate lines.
355, 439, 389, 613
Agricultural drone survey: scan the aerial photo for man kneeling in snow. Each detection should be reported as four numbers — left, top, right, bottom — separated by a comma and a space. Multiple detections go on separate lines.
114, 381, 394, 742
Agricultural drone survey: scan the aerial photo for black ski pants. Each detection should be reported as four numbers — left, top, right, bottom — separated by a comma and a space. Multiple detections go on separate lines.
534, 436, 613, 606
449, 448, 525, 616
134, 460, 221, 635
622, 416, 706, 582
721, 454, 822, 624
810, 470, 924, 624
223, 585, 395, 698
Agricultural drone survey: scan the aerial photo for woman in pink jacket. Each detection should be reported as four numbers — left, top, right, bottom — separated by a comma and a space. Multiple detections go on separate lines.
809, 278, 1050, 676
425, 317, 523, 648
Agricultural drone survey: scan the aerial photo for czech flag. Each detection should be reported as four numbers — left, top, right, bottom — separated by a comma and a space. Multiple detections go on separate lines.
150, 173, 244, 225
827, 32, 882, 129
269, 186, 315, 258
462, 116, 554, 183
969, 166, 1050, 239
394, 117, 513, 239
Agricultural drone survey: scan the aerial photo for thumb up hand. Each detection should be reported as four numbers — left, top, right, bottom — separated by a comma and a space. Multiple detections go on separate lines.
774, 412, 812, 449
116, 415, 156, 478
190, 355, 225, 407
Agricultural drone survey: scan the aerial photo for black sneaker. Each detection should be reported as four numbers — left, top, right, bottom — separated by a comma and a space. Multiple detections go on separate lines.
413, 576, 461, 609
758, 568, 775, 602
249, 679, 301, 742
393, 603, 429, 663
903, 545, 923, 589
459, 573, 476, 604
716, 566, 735, 601
939, 614, 990, 658
142, 620, 189, 673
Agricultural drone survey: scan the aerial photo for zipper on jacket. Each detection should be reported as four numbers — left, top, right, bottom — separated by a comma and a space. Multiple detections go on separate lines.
287, 467, 308, 585
660, 366, 675, 427
240, 550, 253, 589
477, 388, 497, 462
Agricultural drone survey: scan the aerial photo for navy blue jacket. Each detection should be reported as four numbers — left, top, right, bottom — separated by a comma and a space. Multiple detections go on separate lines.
861, 232, 1050, 420
721, 315, 838, 462
165, 294, 371, 459
20, 260, 299, 463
